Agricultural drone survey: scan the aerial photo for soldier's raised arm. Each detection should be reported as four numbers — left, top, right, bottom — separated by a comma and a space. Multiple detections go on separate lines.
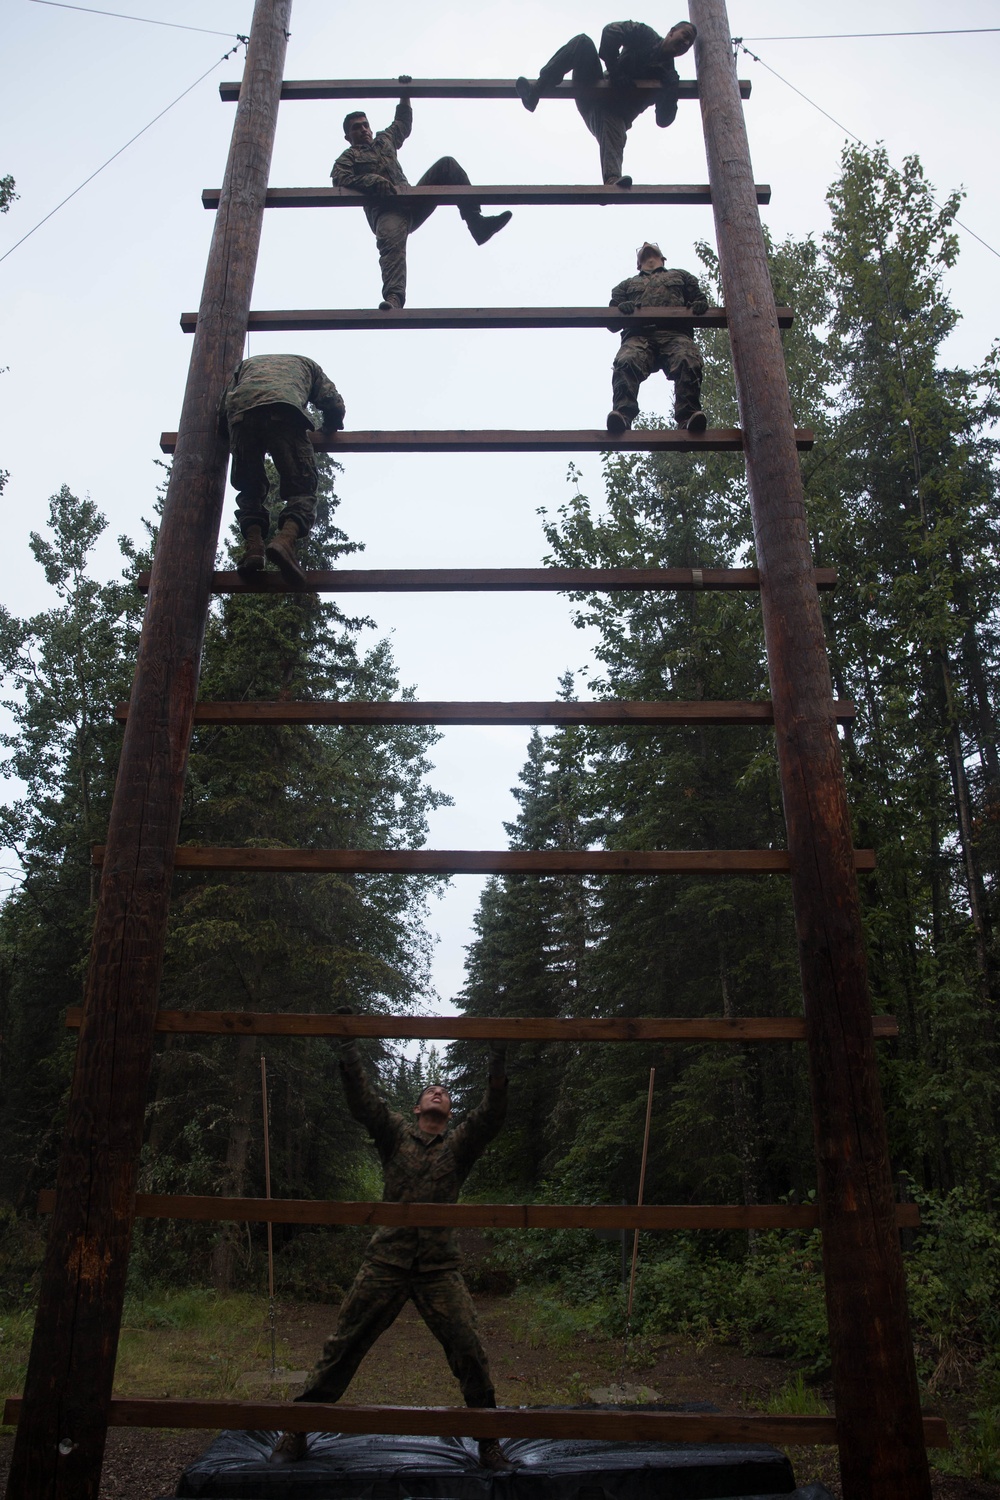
384, 85, 413, 150
450, 1043, 508, 1177
337, 1009, 399, 1158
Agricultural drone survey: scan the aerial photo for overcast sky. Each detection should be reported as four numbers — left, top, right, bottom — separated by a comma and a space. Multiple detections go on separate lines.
2, 0, 998, 1007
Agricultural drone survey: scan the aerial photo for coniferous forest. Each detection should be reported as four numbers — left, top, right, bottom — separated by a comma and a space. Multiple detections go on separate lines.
4, 145, 1000, 1454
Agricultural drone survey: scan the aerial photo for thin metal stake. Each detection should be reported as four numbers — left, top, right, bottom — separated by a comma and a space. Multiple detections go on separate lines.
617, 1067, 656, 1397
261, 1053, 276, 1376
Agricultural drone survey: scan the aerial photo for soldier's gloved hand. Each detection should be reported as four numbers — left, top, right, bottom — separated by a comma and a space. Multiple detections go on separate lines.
358, 175, 396, 196
616, 299, 636, 317
398, 74, 413, 85
691, 297, 709, 317
336, 1004, 357, 1048
487, 1041, 508, 1083
322, 408, 346, 434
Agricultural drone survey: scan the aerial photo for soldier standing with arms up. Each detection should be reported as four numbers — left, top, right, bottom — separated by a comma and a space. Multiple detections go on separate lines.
333, 80, 512, 310
270, 1020, 514, 1472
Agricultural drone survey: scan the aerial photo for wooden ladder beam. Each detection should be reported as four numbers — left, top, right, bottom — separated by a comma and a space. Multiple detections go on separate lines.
160, 427, 814, 455
693, 5, 931, 1495
202, 183, 771, 210
64, 1008, 898, 1041
113, 699, 856, 727
137, 566, 839, 595
91, 846, 877, 875
36, 1193, 919, 1232
219, 77, 754, 102
1, 1399, 949, 1447
180, 305, 794, 332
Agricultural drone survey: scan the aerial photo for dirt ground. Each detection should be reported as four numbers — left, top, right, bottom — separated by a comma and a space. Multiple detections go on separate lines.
1, 1293, 996, 1499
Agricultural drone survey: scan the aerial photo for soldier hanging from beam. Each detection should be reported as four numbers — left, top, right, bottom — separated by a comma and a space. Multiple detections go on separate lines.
220, 352, 346, 586
606, 240, 708, 434
516, 20, 697, 188
270, 1016, 515, 1473
333, 77, 512, 310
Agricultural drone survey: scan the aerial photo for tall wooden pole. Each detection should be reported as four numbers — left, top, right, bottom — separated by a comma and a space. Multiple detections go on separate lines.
5, 5, 291, 1496
688, 5, 930, 1496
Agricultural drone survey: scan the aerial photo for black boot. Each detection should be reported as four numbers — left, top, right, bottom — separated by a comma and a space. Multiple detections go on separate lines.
466, 210, 512, 246
514, 76, 541, 111
478, 1439, 518, 1471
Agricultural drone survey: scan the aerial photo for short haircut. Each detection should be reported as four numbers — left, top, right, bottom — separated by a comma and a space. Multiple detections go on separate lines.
670, 21, 697, 37
417, 1083, 452, 1106
343, 110, 368, 135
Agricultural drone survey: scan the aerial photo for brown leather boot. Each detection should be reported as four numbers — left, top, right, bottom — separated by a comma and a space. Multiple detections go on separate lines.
269, 1430, 307, 1464
266, 520, 308, 587
478, 1438, 517, 1471
237, 524, 266, 576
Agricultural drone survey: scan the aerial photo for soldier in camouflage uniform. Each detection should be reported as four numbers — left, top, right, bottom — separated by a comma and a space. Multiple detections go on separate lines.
270, 1030, 513, 1471
221, 353, 345, 586
515, 21, 696, 187
606, 241, 708, 434
333, 84, 512, 310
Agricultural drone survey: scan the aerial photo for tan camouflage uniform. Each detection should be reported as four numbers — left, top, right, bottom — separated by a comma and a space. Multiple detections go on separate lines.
331, 99, 488, 308
609, 264, 707, 424
297, 1044, 506, 1408
533, 21, 683, 183
221, 354, 345, 538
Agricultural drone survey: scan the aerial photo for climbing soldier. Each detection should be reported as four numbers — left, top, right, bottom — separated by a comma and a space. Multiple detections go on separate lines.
606, 240, 708, 434
515, 20, 696, 188
270, 1021, 514, 1472
333, 80, 512, 310
220, 352, 345, 586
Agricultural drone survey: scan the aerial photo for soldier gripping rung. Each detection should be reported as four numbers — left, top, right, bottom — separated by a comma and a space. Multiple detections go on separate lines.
65, 1008, 898, 1041
90, 846, 876, 874
136, 566, 839, 595
159, 428, 814, 455
202, 184, 771, 209
219, 77, 753, 102
113, 698, 856, 727
35, 1193, 917, 1232
179, 305, 795, 333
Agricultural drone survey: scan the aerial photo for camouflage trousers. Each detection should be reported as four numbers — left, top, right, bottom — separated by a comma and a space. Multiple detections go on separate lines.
611, 331, 704, 425
297, 1259, 496, 1407
536, 33, 638, 182
369, 157, 483, 307
229, 405, 318, 538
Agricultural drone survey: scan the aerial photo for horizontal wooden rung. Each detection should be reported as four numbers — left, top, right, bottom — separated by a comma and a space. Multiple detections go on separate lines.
160, 428, 814, 455
91, 847, 877, 874
202, 184, 771, 210
63, 1008, 899, 1041
36, 1192, 919, 1231
113, 699, 856, 727
0, 1397, 949, 1447
135, 567, 839, 596
219, 77, 753, 103
180, 305, 794, 333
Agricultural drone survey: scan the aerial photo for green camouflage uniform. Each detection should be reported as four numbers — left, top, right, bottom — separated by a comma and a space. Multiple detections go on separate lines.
221, 354, 345, 538
297, 1044, 507, 1408
331, 100, 487, 307
609, 264, 707, 424
534, 21, 683, 183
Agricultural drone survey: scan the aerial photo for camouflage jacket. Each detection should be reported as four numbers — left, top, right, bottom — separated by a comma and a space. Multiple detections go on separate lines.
340, 1042, 507, 1271
609, 264, 707, 339
598, 21, 681, 127
221, 354, 345, 432
331, 99, 413, 223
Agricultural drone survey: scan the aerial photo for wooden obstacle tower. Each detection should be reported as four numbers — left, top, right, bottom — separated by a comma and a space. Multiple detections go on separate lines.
5, 1, 939, 1496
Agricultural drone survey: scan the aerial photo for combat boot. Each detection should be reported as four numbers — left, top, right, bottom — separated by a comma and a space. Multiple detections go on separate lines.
515, 76, 541, 111
478, 1439, 517, 1471
266, 519, 308, 588
685, 410, 708, 434
606, 410, 632, 434
466, 210, 512, 246
379, 293, 404, 310
237, 524, 266, 576
269, 1430, 307, 1464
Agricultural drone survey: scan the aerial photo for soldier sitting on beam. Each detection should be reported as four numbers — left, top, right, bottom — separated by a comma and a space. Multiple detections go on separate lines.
516, 20, 696, 188
333, 78, 512, 311
220, 352, 345, 586
270, 1017, 515, 1472
606, 240, 708, 435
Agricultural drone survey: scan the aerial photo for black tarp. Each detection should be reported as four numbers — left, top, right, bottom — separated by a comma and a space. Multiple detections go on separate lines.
174, 1428, 802, 1500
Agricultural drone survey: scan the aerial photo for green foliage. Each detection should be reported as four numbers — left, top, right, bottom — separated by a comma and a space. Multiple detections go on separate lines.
762, 1372, 828, 1416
